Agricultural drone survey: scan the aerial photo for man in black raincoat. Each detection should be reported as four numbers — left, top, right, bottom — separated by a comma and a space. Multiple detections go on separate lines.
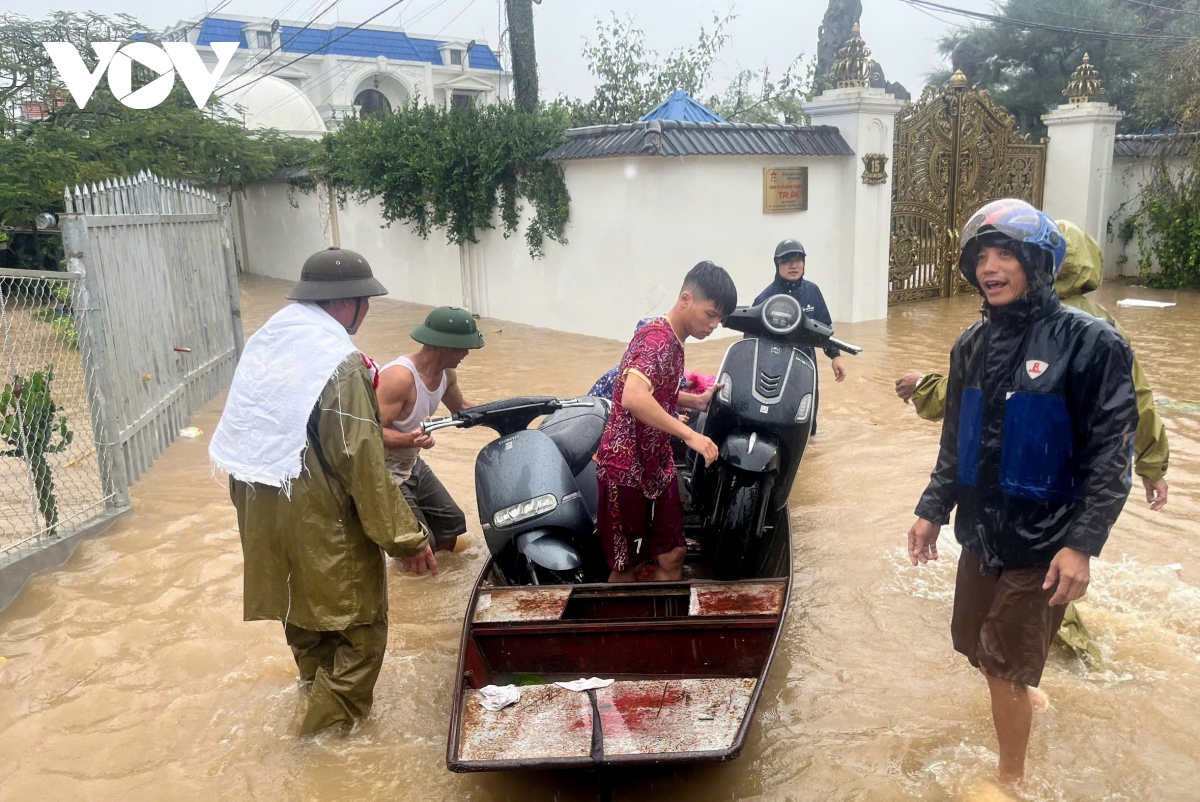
906, 199, 1138, 784
752, 239, 846, 434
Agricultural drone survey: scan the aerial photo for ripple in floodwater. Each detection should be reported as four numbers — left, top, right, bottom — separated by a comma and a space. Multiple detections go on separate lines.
1, 276, 1197, 801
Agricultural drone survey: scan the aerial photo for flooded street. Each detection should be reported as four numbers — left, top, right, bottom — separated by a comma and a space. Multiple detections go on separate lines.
2, 274, 1198, 801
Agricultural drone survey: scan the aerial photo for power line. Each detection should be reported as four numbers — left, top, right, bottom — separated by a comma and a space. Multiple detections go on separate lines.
216, 0, 344, 95
262, 0, 343, 68
217, 0, 413, 96
247, 0, 484, 122
229, 0, 493, 121
999, 0, 1157, 28
391, 0, 453, 28
908, 0, 1179, 46
407, 0, 456, 28
245, 0, 427, 119
224, 0, 342, 90
435, 0, 483, 35
1117, 0, 1200, 17
899, 0, 1191, 41
232, 0, 335, 79
180, 0, 237, 36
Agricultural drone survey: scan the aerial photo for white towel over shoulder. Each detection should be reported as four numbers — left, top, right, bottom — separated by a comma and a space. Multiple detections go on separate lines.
209, 302, 357, 491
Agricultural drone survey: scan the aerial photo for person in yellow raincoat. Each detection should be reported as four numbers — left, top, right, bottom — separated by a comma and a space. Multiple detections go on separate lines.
894, 220, 1170, 664
210, 247, 432, 735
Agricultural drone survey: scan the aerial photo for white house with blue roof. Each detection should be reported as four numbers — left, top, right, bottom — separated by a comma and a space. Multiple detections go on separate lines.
163, 14, 509, 135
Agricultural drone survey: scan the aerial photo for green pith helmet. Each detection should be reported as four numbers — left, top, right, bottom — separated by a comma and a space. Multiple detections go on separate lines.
411, 306, 485, 350
286, 247, 388, 301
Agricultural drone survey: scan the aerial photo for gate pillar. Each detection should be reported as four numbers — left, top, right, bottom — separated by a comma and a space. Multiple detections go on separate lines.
1042, 55, 1123, 264
804, 25, 905, 323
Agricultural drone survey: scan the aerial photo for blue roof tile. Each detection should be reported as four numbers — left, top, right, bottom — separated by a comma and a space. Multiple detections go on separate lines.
193, 18, 501, 70
466, 46, 501, 71
408, 36, 444, 63
196, 18, 248, 48
278, 26, 329, 55
640, 91, 726, 123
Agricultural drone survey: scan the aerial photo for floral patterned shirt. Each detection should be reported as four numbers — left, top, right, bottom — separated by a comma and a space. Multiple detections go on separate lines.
595, 318, 685, 498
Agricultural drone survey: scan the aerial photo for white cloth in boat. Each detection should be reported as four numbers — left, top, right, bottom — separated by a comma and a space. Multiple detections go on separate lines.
478, 684, 521, 711
554, 677, 615, 692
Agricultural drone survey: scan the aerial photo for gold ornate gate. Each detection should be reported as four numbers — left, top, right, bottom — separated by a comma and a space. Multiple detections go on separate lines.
888, 71, 1046, 305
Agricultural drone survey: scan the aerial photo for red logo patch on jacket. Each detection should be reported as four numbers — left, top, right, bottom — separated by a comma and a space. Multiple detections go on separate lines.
1025, 360, 1049, 379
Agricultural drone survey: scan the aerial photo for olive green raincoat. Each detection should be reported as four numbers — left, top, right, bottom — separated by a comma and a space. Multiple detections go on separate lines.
911, 220, 1170, 481
230, 354, 429, 632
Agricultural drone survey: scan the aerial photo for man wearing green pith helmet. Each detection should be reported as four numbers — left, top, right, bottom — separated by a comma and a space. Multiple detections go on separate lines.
377, 306, 485, 574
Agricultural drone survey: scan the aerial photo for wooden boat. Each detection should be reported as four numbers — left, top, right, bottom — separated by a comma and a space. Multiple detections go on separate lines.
446, 505, 792, 771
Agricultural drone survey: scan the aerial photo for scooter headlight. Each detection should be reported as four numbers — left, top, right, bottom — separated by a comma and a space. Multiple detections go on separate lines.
493, 493, 558, 528
762, 294, 802, 335
717, 372, 732, 405
795, 392, 814, 422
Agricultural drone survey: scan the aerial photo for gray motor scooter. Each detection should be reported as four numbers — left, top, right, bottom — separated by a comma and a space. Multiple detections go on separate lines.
422, 396, 611, 585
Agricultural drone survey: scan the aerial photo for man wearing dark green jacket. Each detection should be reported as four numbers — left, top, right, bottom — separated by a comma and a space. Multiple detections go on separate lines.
211, 247, 430, 735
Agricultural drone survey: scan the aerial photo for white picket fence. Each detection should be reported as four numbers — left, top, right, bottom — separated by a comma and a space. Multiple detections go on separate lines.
61, 171, 244, 486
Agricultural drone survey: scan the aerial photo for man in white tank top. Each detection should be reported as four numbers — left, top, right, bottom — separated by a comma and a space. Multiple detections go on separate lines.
377, 306, 485, 574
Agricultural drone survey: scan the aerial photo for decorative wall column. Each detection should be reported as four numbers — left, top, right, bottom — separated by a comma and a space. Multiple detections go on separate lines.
803, 24, 905, 323
1041, 54, 1123, 250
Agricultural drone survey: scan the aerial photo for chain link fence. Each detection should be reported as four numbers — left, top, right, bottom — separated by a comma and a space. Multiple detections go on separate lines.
1, 268, 115, 561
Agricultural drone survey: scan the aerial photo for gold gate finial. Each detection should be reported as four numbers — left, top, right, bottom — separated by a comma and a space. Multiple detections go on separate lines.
1064, 53, 1104, 104
830, 23, 879, 88
947, 69, 969, 90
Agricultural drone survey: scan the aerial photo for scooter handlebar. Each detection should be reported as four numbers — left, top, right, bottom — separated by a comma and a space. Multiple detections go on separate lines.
417, 397, 597, 436
419, 416, 462, 434
829, 337, 862, 356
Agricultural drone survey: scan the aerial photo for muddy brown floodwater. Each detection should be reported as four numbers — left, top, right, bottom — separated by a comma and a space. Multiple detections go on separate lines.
2, 274, 1198, 801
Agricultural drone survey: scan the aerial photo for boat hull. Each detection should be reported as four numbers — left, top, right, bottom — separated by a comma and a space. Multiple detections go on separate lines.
446, 508, 793, 772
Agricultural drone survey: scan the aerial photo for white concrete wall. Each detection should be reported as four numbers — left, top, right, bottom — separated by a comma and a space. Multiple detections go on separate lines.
467, 155, 848, 342
237, 183, 327, 281
336, 196, 464, 308
237, 153, 857, 341
237, 181, 464, 306
1102, 155, 1190, 279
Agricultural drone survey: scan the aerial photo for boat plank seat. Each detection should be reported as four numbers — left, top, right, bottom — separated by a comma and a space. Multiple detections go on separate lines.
472, 581, 785, 625
596, 678, 757, 755
457, 678, 756, 763
458, 684, 594, 763
473, 587, 573, 623
689, 582, 785, 617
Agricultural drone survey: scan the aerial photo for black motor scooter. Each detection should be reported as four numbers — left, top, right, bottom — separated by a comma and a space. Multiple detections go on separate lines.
686, 293, 861, 580
423, 295, 858, 587
420, 395, 611, 585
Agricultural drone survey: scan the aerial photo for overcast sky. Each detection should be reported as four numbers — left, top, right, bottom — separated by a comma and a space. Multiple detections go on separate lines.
4, 0, 994, 100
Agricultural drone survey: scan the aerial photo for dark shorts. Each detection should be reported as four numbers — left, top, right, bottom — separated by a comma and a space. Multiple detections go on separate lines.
398, 458, 467, 549
597, 479, 686, 572
951, 548, 1067, 687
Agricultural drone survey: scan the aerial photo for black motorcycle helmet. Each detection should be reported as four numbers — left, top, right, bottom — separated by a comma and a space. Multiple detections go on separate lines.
773, 238, 806, 267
